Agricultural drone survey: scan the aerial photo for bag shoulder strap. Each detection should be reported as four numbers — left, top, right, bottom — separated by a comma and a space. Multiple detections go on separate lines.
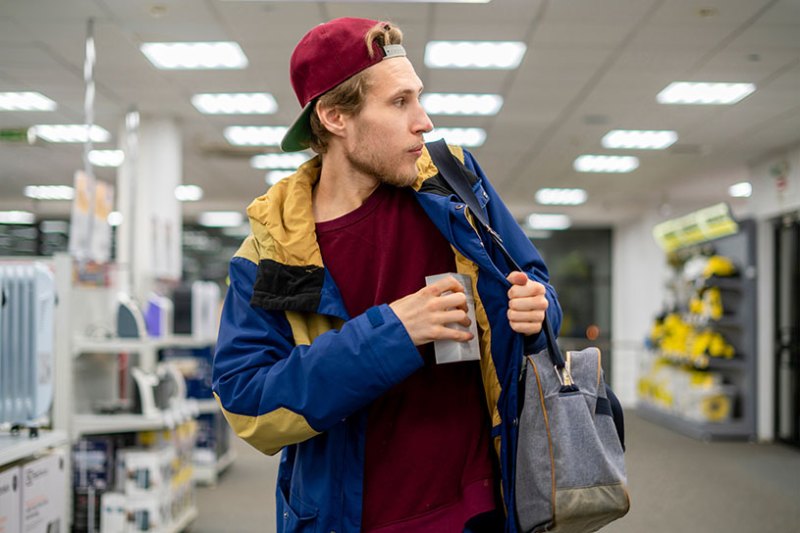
425, 139, 564, 368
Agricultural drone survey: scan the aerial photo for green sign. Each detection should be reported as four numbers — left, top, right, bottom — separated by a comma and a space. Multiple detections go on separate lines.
0, 128, 31, 143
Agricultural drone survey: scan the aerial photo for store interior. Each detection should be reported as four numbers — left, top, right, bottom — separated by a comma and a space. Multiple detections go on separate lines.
1, 0, 799, 532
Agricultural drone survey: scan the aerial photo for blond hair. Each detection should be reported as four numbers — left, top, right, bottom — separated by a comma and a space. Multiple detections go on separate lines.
308, 22, 404, 154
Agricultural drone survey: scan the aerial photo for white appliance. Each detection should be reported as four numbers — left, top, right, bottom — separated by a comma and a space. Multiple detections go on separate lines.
0, 262, 55, 427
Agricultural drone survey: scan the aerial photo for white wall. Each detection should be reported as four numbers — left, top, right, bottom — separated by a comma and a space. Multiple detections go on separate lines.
611, 212, 667, 407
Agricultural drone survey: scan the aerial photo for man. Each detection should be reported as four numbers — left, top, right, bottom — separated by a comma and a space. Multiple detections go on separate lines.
213, 17, 562, 533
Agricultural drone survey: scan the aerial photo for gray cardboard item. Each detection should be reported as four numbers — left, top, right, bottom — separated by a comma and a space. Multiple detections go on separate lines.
424, 273, 481, 364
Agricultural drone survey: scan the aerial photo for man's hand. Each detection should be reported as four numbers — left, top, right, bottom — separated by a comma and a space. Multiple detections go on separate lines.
506, 271, 548, 335
389, 276, 473, 346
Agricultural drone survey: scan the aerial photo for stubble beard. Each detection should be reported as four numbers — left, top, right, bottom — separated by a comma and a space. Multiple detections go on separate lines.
345, 137, 418, 188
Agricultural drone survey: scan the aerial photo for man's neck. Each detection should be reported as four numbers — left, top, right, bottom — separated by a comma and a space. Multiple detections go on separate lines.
312, 148, 380, 223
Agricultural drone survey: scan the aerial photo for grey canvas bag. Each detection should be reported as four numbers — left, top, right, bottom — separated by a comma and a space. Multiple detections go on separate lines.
515, 346, 630, 532
426, 139, 629, 533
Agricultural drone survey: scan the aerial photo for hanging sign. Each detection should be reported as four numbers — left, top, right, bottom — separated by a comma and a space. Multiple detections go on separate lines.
652, 203, 739, 252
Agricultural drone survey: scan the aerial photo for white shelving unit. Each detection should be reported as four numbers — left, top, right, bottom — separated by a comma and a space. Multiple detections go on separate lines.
51, 254, 212, 532
0, 430, 68, 466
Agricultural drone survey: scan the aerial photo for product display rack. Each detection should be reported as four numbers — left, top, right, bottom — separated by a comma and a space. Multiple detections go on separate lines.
639, 220, 758, 441
51, 253, 208, 531
0, 430, 69, 466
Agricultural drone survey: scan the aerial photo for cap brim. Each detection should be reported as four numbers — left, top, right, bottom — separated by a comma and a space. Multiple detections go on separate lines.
281, 101, 314, 152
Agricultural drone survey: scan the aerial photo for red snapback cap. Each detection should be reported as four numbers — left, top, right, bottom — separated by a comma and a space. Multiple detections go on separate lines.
281, 17, 406, 152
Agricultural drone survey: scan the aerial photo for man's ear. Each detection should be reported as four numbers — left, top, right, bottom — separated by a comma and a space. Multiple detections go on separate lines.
316, 101, 347, 138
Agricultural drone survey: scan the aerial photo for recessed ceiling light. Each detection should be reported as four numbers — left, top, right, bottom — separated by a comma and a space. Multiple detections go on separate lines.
251, 153, 311, 170
526, 213, 571, 230
574, 155, 639, 173
175, 185, 204, 202
198, 211, 244, 228
224, 126, 288, 146
107, 211, 123, 226
535, 188, 588, 206
23, 185, 75, 201
0, 92, 57, 111
601, 130, 678, 150
728, 182, 752, 198
140, 42, 248, 70
89, 149, 125, 167
192, 93, 278, 114
0, 211, 35, 224
266, 170, 295, 185
656, 82, 755, 105
421, 93, 503, 115
424, 127, 486, 147
30, 124, 111, 143
425, 41, 526, 69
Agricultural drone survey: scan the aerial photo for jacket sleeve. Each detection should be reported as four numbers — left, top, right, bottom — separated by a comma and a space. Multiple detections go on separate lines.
461, 149, 562, 354
212, 255, 424, 455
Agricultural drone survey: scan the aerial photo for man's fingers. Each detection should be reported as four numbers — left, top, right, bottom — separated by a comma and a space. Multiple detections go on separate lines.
429, 275, 465, 295
508, 296, 548, 312
507, 309, 545, 323
508, 280, 546, 299
433, 324, 474, 342
506, 271, 528, 286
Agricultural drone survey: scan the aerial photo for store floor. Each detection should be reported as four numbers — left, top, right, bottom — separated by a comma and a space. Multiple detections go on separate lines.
194, 412, 800, 532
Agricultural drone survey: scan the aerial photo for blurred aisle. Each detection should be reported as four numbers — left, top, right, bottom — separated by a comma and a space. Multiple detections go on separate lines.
193, 436, 279, 533
193, 413, 800, 532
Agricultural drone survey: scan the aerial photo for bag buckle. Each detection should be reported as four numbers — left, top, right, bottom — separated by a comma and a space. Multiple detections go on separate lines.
554, 352, 574, 388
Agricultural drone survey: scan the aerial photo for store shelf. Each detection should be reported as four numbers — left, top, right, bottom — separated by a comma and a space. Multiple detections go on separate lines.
73, 335, 215, 356
0, 430, 69, 466
167, 506, 198, 533
193, 448, 237, 486
73, 414, 168, 435
195, 399, 220, 415
637, 403, 754, 441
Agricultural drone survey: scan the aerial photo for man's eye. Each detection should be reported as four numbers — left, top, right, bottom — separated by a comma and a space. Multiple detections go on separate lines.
394, 98, 406, 107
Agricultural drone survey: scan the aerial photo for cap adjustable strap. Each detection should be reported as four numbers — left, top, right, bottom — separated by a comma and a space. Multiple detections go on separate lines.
382, 44, 406, 58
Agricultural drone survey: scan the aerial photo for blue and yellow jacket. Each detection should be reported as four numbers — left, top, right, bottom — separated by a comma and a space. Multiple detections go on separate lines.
212, 145, 562, 533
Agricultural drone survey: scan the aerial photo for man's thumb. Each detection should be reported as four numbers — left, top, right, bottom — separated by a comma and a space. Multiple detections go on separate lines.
507, 271, 528, 286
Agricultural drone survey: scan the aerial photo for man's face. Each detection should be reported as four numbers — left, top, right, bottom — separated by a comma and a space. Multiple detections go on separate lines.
342, 57, 434, 187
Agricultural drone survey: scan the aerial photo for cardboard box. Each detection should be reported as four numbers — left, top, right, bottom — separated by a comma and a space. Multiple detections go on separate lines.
21, 452, 67, 533
0, 466, 21, 533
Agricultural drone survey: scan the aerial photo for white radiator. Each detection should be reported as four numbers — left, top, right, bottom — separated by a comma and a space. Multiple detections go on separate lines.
0, 262, 55, 426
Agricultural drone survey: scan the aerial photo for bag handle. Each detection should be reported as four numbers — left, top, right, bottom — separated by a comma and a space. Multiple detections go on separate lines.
425, 139, 565, 369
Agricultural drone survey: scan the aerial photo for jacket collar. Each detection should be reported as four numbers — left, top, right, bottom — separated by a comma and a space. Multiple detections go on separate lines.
245, 146, 455, 267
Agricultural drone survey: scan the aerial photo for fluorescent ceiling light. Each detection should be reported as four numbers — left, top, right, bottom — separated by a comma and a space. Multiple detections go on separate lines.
140, 42, 248, 70
107, 211, 123, 226
175, 185, 204, 202
0, 92, 57, 111
421, 93, 503, 115
30, 124, 111, 143
251, 153, 311, 170
425, 41, 526, 69
224, 126, 287, 146
198, 211, 244, 228
24, 185, 74, 201
222, 1, 490, 3
574, 155, 639, 173
601, 130, 678, 150
424, 127, 486, 147
526, 213, 571, 231
728, 182, 752, 198
0, 211, 35, 224
535, 188, 587, 206
656, 82, 755, 105
89, 149, 125, 167
266, 170, 295, 185
192, 92, 277, 114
